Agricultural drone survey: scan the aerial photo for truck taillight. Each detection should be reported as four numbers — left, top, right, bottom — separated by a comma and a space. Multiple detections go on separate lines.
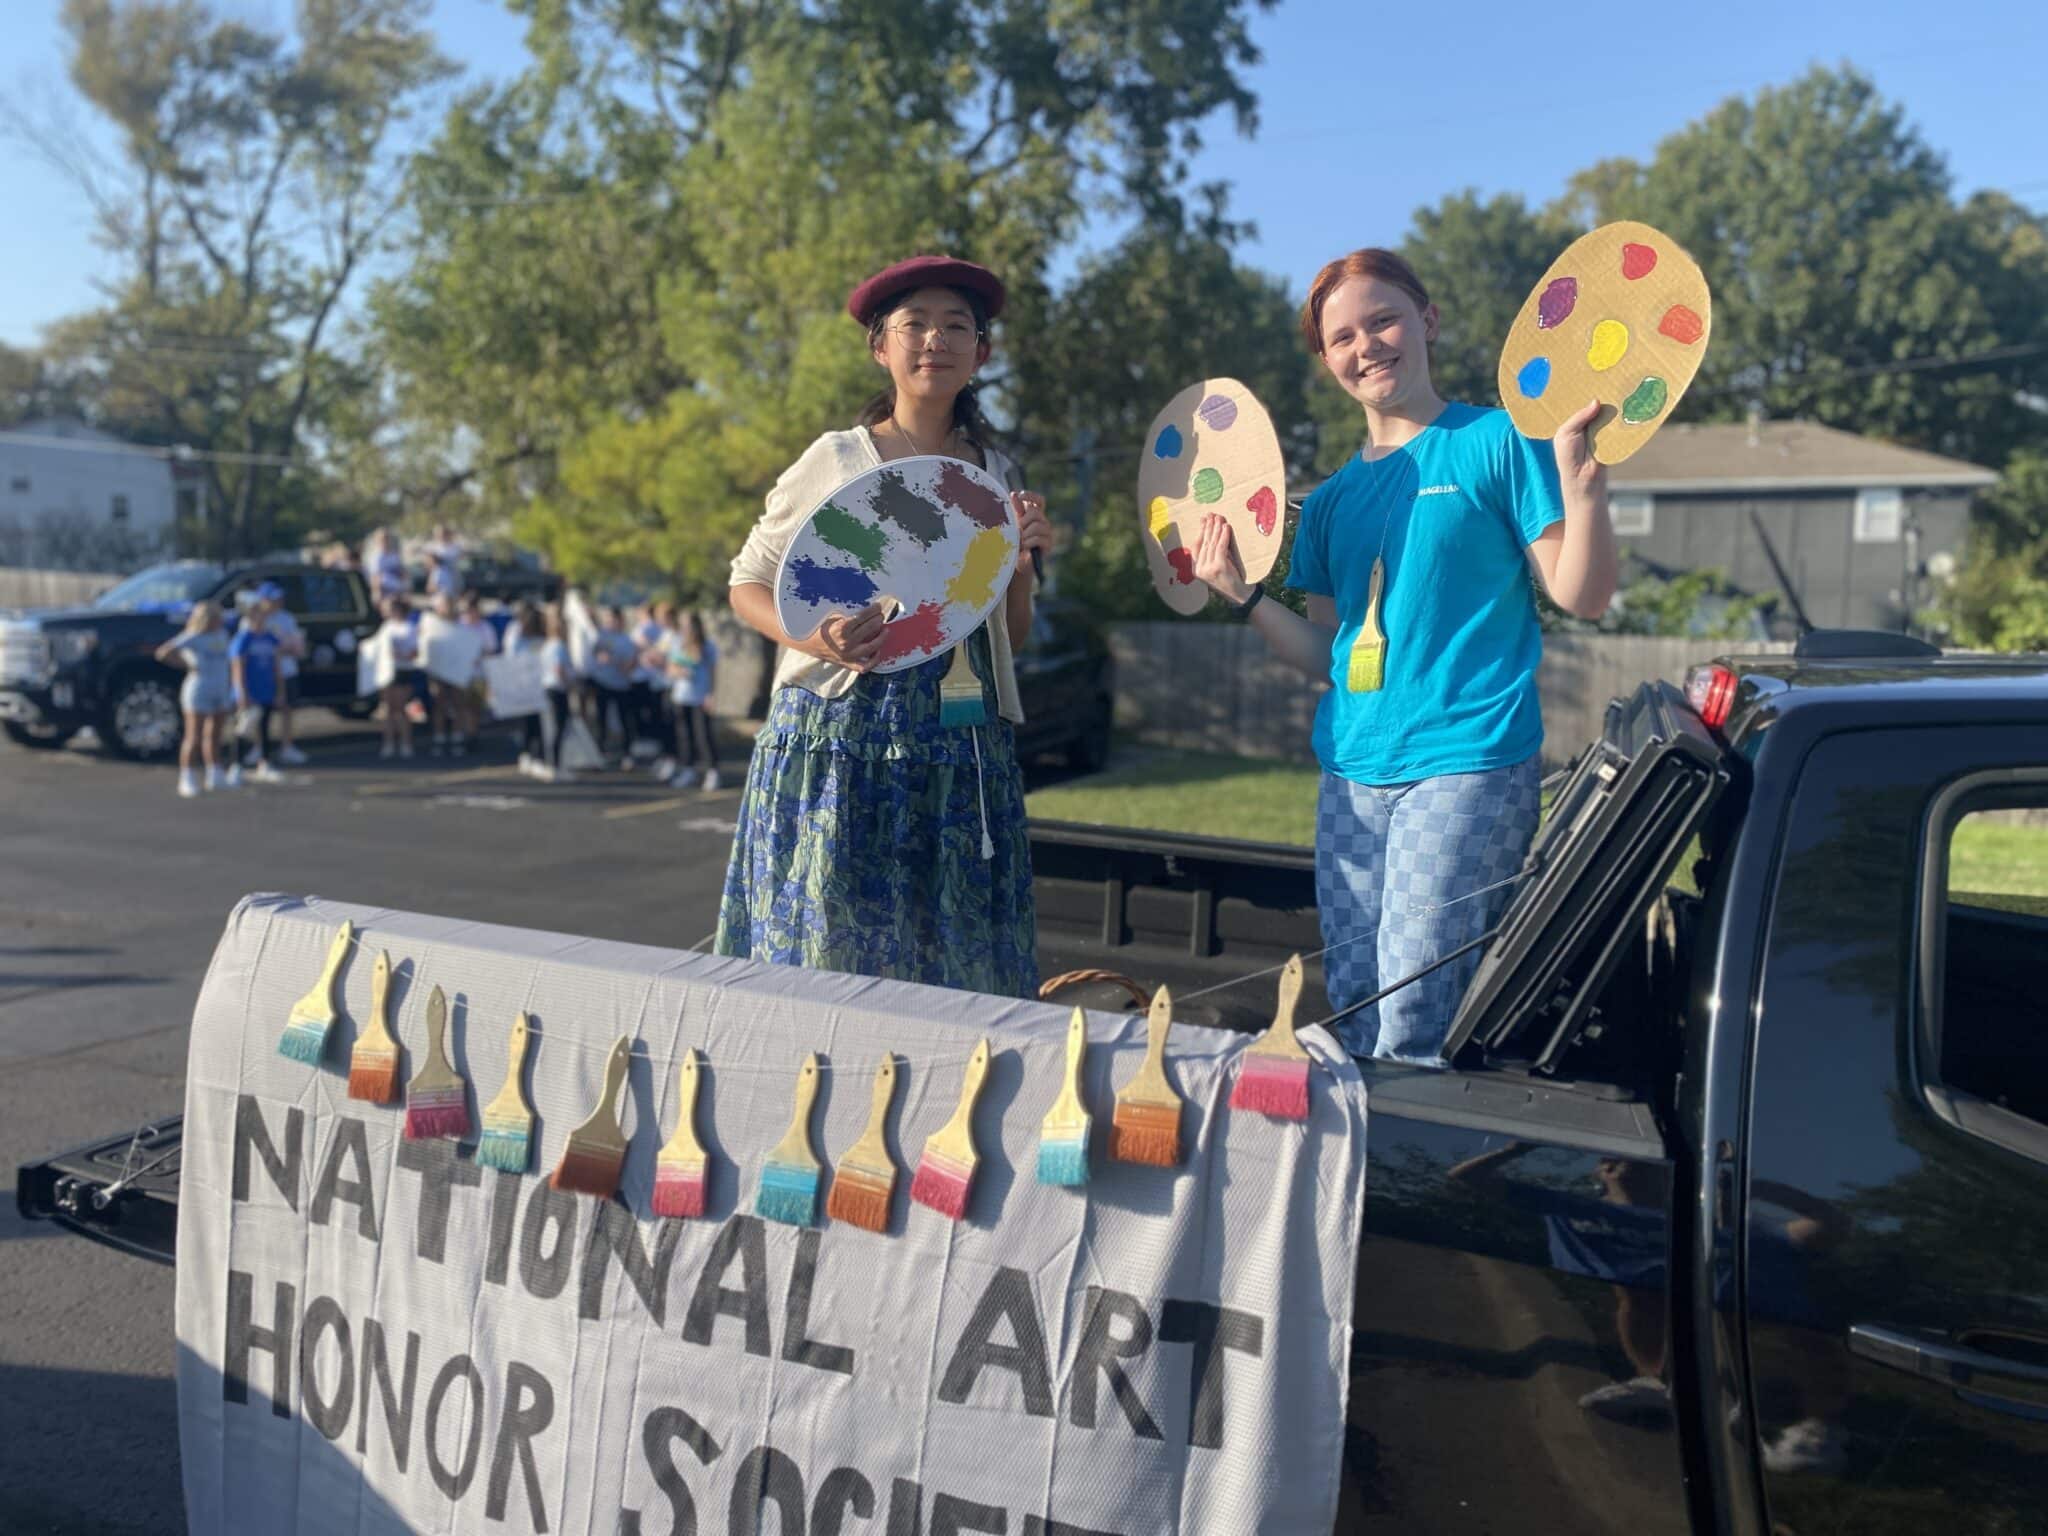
1686, 664, 1738, 729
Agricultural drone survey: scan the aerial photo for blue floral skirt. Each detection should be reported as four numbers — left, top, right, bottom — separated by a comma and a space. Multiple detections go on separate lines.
714, 633, 1038, 998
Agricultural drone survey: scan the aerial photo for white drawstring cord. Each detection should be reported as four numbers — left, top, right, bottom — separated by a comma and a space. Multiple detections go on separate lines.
970, 726, 995, 860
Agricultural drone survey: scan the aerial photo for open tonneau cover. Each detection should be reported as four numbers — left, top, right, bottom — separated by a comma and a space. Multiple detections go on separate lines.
1443, 678, 1732, 1074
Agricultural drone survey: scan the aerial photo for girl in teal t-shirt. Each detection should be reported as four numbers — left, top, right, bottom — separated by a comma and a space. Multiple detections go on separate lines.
1191, 248, 1619, 1063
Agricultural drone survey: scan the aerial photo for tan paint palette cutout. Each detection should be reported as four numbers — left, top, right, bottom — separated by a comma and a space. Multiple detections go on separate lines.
1136, 377, 1287, 615
1497, 220, 1712, 466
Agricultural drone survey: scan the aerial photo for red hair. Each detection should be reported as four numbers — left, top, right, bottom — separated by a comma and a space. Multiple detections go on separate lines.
1300, 249, 1431, 354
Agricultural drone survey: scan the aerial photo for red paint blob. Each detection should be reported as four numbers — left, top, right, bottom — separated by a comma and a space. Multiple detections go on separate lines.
1621, 243, 1658, 280
1658, 305, 1705, 345
873, 599, 948, 666
1165, 548, 1197, 585
1247, 486, 1278, 536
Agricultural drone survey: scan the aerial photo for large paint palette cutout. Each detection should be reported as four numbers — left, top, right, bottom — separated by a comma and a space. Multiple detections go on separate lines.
772, 455, 1019, 674
1498, 220, 1712, 466
1137, 377, 1286, 615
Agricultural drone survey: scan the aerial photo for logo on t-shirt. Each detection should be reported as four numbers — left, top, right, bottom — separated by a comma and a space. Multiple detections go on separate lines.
1415, 483, 1463, 499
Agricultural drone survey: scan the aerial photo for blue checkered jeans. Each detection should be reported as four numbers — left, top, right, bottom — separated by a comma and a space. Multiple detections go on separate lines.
1316, 756, 1541, 1063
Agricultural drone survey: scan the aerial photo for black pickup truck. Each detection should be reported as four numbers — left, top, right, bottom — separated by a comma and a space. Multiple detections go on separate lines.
21, 632, 2048, 1534
0, 559, 382, 758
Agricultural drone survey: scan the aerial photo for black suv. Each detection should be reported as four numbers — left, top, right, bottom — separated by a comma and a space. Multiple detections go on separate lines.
0, 560, 380, 759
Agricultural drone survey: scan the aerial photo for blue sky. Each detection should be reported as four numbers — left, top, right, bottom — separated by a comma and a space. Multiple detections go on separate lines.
3, 0, 2043, 348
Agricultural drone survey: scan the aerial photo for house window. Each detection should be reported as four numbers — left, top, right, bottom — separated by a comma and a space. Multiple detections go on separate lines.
1855, 488, 1903, 543
8, 476, 27, 494
1609, 494, 1655, 537
110, 494, 131, 524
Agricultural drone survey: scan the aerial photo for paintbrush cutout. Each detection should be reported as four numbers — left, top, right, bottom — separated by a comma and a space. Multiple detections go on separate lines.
278, 919, 355, 1064
1110, 988, 1183, 1167
911, 1038, 992, 1222
551, 1036, 632, 1198
755, 1054, 823, 1227
346, 948, 402, 1104
1036, 1008, 1092, 1187
474, 1014, 536, 1172
826, 1056, 900, 1233
402, 985, 471, 1141
1230, 954, 1312, 1121
651, 1049, 709, 1219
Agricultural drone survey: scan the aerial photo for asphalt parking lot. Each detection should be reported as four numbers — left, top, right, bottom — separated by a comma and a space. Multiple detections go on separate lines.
0, 718, 750, 1536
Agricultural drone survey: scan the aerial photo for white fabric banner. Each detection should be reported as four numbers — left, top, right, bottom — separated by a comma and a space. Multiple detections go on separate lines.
482, 651, 546, 720
355, 630, 397, 698
175, 895, 1366, 1536
421, 615, 488, 688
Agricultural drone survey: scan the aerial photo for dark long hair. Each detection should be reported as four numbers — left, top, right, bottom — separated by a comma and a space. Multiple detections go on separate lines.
858, 286, 1000, 451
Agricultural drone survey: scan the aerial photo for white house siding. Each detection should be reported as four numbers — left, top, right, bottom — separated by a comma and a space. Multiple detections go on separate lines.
0, 417, 178, 568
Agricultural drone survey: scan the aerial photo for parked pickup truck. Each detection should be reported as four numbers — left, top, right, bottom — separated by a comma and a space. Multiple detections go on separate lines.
0, 559, 382, 758
21, 631, 2048, 1534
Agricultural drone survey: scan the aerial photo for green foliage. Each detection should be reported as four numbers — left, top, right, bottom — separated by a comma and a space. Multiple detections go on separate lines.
1598, 565, 1769, 639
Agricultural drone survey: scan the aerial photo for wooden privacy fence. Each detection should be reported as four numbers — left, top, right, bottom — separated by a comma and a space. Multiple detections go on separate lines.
0, 569, 117, 610
1105, 623, 1795, 768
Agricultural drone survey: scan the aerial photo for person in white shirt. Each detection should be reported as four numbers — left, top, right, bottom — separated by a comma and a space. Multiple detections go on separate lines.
428, 524, 464, 600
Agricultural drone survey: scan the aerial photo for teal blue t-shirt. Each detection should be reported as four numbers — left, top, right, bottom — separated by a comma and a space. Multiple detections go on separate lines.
1288, 403, 1564, 785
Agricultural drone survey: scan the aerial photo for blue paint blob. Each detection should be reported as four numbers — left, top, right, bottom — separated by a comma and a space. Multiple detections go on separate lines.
1516, 356, 1552, 399
788, 555, 878, 609
1154, 424, 1183, 459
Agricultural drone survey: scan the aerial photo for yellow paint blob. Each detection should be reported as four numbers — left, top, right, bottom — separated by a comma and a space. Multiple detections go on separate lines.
1148, 496, 1174, 542
946, 526, 1012, 610
1586, 319, 1630, 372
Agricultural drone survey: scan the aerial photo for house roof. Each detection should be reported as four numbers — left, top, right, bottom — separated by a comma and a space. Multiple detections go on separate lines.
1608, 419, 1999, 494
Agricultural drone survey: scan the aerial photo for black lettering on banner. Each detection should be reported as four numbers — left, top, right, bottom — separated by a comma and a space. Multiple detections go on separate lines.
1158, 1301, 1263, 1452
813, 1468, 876, 1536
309, 1117, 378, 1240
232, 1095, 303, 1209
1068, 1289, 1160, 1440
886, 1478, 924, 1536
486, 1361, 554, 1532
223, 1270, 296, 1418
357, 1319, 421, 1471
782, 1231, 855, 1377
937, 1267, 1053, 1418
730, 1445, 806, 1536
486, 1170, 522, 1286
1021, 1520, 1123, 1536
298, 1296, 355, 1441
424, 1353, 486, 1499
683, 1215, 771, 1357
581, 1201, 683, 1324
621, 1405, 723, 1536
520, 1178, 581, 1300
933, 1493, 1006, 1536
397, 1136, 482, 1265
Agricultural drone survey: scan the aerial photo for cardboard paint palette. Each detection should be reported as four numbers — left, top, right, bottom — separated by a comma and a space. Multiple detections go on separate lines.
1137, 378, 1286, 615
1498, 220, 1711, 466
772, 455, 1019, 673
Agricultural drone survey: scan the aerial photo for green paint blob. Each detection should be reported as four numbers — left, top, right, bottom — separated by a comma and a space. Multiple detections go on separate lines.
813, 501, 890, 571
1191, 467, 1225, 504
1620, 375, 1670, 425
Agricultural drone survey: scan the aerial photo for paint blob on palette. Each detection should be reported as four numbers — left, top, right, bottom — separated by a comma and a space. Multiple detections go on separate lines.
1497, 220, 1712, 466
1136, 377, 1287, 616
772, 456, 1019, 673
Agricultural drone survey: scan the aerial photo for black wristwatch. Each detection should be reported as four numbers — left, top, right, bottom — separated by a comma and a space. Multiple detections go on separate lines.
1232, 585, 1264, 620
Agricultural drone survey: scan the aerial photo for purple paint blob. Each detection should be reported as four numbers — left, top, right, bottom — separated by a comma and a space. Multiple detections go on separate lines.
1196, 394, 1238, 432
788, 556, 878, 609
1537, 277, 1578, 331
934, 461, 1009, 530
1154, 424, 1184, 459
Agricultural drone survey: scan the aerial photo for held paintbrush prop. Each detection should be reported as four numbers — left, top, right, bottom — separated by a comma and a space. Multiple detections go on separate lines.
1035, 1008, 1091, 1187
474, 1014, 536, 1172
911, 1038, 992, 1222
278, 919, 355, 1063
346, 948, 401, 1103
755, 1054, 823, 1227
651, 1049, 709, 1219
1230, 954, 1312, 1121
826, 1055, 901, 1233
1110, 988, 1183, 1167
402, 985, 471, 1140
551, 1036, 632, 1198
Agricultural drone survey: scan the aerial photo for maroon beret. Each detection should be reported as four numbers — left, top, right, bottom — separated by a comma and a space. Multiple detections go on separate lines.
846, 255, 1006, 327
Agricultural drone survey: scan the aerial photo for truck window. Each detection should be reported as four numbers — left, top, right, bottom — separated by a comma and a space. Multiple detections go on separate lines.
288, 568, 359, 618
1927, 785, 2048, 1142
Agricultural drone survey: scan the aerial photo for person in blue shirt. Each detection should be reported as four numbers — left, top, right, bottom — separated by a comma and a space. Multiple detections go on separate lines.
1192, 247, 1618, 1062
228, 592, 287, 784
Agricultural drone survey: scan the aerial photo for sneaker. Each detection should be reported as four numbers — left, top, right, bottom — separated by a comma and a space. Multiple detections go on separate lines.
177, 770, 200, 799
277, 745, 309, 766
702, 769, 722, 791
517, 752, 535, 776
451, 735, 467, 757
242, 745, 261, 768
1578, 1377, 1672, 1427
379, 742, 396, 760
203, 766, 223, 792
1761, 1418, 1849, 1476
398, 743, 415, 760
249, 761, 286, 785
429, 737, 444, 757
671, 766, 701, 789
650, 757, 676, 782
223, 764, 244, 789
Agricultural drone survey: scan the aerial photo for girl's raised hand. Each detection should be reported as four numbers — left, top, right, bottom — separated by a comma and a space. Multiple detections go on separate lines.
1191, 513, 1253, 606
1553, 400, 1609, 499
1010, 491, 1051, 573
809, 602, 888, 673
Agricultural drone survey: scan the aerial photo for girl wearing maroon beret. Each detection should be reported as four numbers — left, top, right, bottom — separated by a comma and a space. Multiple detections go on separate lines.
718, 257, 1054, 996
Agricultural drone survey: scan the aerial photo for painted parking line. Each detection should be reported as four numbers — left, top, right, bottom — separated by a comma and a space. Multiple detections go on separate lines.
600, 796, 688, 821
355, 765, 519, 796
